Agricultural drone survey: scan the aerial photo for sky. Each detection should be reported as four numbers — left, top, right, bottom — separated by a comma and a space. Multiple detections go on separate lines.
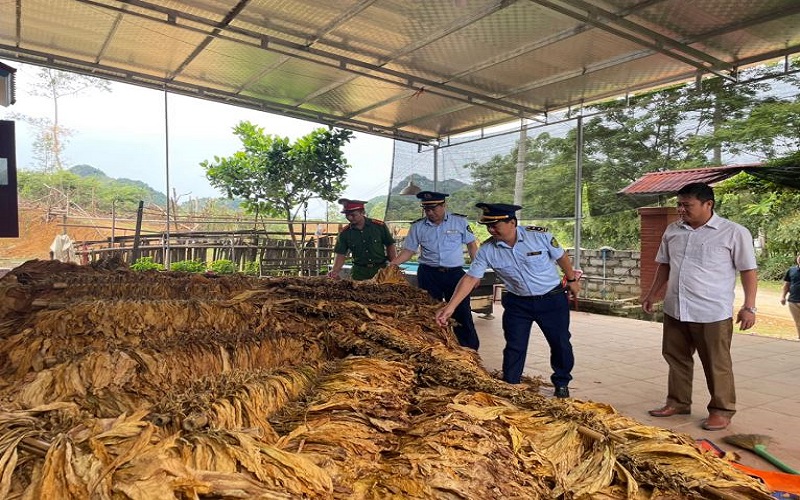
0, 60, 396, 217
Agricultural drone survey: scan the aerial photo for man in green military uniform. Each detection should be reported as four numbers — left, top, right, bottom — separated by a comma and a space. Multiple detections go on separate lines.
327, 198, 397, 281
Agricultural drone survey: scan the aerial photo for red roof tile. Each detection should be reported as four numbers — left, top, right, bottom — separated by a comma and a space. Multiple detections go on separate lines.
618, 164, 763, 197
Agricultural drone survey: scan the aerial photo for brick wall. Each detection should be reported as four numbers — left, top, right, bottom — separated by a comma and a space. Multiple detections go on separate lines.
636, 207, 679, 300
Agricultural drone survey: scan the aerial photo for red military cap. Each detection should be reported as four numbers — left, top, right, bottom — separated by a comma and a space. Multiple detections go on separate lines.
338, 198, 368, 213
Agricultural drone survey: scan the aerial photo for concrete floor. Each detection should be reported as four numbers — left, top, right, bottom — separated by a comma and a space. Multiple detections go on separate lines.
473, 304, 800, 474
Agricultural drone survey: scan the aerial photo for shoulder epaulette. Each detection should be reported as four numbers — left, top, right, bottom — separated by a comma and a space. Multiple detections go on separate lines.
411, 217, 425, 224
525, 225, 548, 232
451, 212, 467, 218
370, 218, 386, 226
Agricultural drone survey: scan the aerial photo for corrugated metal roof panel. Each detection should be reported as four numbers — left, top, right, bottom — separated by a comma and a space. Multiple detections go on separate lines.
618, 164, 763, 197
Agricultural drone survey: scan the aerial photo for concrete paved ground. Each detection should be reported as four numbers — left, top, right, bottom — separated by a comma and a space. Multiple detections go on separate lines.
473, 305, 800, 474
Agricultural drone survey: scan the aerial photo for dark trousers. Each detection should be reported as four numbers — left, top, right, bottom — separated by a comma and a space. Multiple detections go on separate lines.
501, 290, 573, 387
351, 262, 386, 281
417, 265, 479, 350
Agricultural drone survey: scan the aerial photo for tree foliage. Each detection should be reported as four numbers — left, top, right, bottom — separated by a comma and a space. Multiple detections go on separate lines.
451, 60, 800, 252
18, 167, 160, 214
386, 176, 470, 221
202, 122, 354, 228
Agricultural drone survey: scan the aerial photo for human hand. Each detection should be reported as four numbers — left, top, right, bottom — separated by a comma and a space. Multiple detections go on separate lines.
435, 305, 454, 327
641, 297, 654, 314
327, 270, 340, 279
736, 308, 756, 331
781, 298, 787, 305
564, 280, 581, 298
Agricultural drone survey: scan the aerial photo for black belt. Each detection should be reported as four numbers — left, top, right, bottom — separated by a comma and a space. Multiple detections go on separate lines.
354, 261, 387, 268
509, 285, 564, 300
420, 264, 463, 273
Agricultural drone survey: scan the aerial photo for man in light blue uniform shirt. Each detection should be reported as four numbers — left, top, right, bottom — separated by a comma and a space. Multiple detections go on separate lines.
436, 203, 581, 397
390, 191, 480, 349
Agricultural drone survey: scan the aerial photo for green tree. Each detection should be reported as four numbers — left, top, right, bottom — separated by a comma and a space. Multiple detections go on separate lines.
466, 131, 574, 218
716, 152, 800, 262
576, 73, 789, 249
17, 167, 163, 216
201, 122, 354, 248
682, 73, 770, 164
686, 61, 800, 161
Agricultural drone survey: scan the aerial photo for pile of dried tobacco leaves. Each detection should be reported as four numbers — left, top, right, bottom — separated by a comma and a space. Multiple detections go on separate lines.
0, 260, 772, 499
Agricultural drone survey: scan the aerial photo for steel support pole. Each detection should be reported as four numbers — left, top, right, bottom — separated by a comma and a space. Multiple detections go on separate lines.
573, 115, 584, 269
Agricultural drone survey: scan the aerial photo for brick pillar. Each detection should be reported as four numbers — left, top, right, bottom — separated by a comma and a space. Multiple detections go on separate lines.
638, 206, 678, 299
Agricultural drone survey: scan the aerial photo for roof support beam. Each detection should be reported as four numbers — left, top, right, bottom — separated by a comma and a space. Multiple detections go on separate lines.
526, 0, 735, 80
556, 0, 731, 68
0, 44, 435, 144
94, 0, 543, 118
406, 0, 800, 127
299, 0, 515, 107
167, 0, 252, 81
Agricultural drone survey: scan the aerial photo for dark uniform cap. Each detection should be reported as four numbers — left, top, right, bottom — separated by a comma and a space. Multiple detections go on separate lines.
416, 191, 450, 206
338, 198, 368, 213
475, 202, 521, 224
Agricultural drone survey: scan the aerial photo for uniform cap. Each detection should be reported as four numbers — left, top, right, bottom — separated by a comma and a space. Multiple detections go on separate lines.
338, 198, 368, 213
416, 191, 449, 206
475, 202, 521, 224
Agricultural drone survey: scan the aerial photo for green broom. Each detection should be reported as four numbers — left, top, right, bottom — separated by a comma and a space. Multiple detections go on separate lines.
723, 434, 799, 474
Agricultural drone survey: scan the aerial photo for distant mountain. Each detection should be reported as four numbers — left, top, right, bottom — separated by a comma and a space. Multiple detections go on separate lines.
388, 175, 469, 196
67, 165, 250, 211
70, 164, 107, 177
69, 164, 168, 206
379, 175, 476, 221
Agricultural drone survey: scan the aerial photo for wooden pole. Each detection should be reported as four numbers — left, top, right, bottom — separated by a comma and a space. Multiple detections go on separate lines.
132, 201, 144, 262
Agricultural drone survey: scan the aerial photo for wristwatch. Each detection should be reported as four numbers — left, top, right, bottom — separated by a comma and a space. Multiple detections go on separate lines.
740, 306, 757, 314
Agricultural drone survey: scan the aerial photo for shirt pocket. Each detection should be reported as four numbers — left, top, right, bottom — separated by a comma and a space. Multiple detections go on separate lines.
442, 231, 463, 250
701, 244, 730, 266
521, 249, 550, 272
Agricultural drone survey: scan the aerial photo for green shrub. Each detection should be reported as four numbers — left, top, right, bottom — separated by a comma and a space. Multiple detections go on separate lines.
757, 253, 794, 281
170, 260, 207, 273
209, 259, 237, 275
242, 261, 260, 276
130, 256, 164, 272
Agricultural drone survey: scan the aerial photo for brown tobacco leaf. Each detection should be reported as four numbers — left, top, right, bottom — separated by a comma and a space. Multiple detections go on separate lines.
0, 266, 776, 499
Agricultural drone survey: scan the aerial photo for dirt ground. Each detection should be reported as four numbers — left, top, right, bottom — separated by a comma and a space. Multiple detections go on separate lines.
738, 282, 799, 340
0, 207, 113, 269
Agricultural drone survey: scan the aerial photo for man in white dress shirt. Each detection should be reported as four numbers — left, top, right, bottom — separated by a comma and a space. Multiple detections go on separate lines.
642, 182, 757, 431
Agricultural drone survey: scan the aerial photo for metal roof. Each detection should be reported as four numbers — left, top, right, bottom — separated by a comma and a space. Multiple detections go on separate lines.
618, 164, 759, 197
2, 1, 800, 144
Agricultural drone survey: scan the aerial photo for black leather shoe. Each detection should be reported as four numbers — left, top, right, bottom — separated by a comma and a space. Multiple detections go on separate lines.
554, 386, 570, 398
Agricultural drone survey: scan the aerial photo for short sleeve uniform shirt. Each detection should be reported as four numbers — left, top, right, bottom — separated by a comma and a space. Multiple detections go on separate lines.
466, 226, 563, 296
334, 219, 395, 266
402, 213, 475, 268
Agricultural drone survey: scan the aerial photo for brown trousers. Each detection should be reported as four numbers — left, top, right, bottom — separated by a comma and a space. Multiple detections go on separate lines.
662, 314, 735, 418
789, 302, 800, 339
